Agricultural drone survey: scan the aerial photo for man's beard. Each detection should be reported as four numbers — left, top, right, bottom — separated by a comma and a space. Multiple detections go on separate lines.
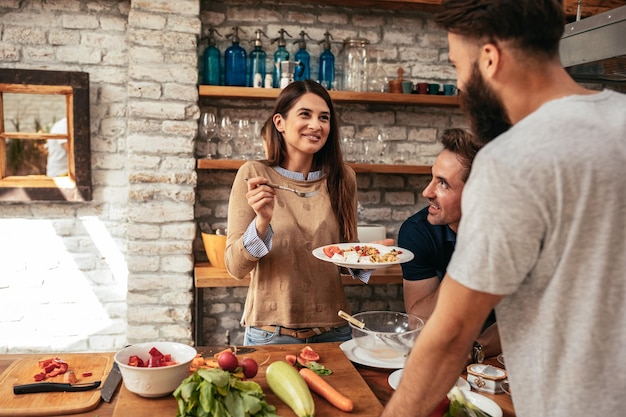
459, 63, 512, 146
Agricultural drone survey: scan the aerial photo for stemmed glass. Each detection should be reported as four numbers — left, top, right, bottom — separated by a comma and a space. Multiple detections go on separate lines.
217, 116, 233, 159
252, 120, 265, 159
367, 49, 388, 93
234, 119, 250, 160
374, 131, 387, 164
199, 111, 218, 159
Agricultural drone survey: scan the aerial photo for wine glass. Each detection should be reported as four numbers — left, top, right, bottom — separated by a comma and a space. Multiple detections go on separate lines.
367, 49, 388, 93
252, 120, 265, 159
374, 131, 387, 164
199, 111, 218, 159
234, 119, 250, 160
217, 116, 233, 159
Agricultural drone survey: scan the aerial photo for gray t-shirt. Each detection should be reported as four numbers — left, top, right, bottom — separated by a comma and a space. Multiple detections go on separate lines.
448, 90, 626, 417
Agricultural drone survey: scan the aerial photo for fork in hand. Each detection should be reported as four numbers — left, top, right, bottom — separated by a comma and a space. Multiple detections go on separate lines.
243, 177, 319, 198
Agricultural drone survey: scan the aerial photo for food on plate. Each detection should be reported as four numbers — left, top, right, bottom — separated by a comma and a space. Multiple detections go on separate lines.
266, 361, 315, 417
127, 346, 179, 368
299, 367, 354, 412
324, 244, 402, 263
445, 386, 494, 417
173, 368, 278, 417
323, 245, 343, 258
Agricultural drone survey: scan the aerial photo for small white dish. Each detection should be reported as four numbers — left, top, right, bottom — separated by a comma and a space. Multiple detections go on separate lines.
388, 369, 471, 392
464, 391, 503, 417
339, 339, 406, 369
312, 243, 414, 269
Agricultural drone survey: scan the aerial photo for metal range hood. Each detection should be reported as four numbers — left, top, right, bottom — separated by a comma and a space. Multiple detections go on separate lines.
560, 5, 626, 86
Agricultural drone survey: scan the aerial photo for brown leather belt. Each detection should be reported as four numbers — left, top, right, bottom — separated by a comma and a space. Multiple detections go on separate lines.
256, 325, 333, 339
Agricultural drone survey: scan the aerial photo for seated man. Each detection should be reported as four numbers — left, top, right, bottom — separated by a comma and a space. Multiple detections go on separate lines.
398, 128, 500, 359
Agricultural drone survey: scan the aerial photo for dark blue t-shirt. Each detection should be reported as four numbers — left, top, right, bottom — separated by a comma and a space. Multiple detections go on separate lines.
398, 206, 456, 282
398, 206, 496, 329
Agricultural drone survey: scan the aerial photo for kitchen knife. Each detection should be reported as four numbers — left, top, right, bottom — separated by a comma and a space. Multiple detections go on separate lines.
100, 361, 122, 402
201, 346, 256, 356
13, 381, 101, 395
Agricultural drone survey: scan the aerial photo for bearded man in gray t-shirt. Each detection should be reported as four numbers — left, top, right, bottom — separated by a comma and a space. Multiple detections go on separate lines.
382, 2, 626, 417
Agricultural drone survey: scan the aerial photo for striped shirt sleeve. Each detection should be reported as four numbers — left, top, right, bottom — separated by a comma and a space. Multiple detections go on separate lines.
242, 218, 273, 257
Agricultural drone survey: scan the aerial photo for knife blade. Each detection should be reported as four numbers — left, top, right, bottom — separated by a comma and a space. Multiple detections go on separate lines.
13, 381, 101, 395
100, 361, 122, 402
201, 346, 256, 356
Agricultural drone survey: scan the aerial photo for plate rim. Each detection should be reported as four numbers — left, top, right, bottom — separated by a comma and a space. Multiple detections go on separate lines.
464, 391, 503, 417
339, 339, 406, 369
387, 369, 470, 392
312, 243, 414, 269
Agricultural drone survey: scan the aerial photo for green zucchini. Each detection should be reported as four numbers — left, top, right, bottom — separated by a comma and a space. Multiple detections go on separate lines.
266, 360, 315, 417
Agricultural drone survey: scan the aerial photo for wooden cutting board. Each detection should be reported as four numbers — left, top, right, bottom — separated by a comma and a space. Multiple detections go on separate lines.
0, 353, 112, 416
113, 343, 384, 417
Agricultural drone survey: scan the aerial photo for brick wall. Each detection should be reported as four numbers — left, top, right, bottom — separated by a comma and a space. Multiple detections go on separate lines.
0, 0, 465, 352
194, 0, 466, 345
0, 0, 200, 353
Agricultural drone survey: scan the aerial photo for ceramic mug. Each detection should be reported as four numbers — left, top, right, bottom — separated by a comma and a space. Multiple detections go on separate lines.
428, 83, 440, 95
401, 81, 413, 94
416, 82, 429, 94
443, 84, 457, 96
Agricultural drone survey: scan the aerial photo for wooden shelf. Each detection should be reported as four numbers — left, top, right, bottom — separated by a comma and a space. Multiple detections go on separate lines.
311, 0, 442, 12
197, 159, 432, 174
199, 85, 459, 107
194, 262, 403, 287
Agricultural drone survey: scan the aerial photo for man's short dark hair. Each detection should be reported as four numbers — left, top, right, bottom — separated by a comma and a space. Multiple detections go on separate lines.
435, 0, 565, 59
440, 128, 481, 182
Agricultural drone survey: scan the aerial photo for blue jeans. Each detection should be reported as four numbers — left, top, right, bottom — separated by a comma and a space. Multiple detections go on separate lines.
244, 325, 352, 346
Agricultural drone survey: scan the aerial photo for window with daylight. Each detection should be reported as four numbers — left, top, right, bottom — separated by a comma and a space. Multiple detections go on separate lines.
0, 68, 92, 202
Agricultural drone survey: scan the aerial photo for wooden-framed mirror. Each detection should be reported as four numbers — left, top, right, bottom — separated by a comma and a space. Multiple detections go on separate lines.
0, 68, 91, 202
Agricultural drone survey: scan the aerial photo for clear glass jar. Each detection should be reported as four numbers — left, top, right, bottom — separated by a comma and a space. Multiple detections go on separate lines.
367, 49, 388, 93
340, 38, 369, 92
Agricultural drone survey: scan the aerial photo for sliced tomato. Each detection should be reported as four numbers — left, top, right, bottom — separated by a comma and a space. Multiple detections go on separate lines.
285, 354, 297, 366
323, 245, 343, 258
300, 345, 320, 362
297, 355, 310, 367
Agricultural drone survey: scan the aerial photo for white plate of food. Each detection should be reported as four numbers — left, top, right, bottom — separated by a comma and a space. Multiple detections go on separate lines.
339, 340, 407, 369
388, 369, 471, 392
313, 243, 414, 269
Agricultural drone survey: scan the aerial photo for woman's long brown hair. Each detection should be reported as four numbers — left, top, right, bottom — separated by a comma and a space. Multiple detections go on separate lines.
263, 80, 357, 242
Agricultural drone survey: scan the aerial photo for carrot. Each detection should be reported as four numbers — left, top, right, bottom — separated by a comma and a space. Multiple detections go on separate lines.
298, 367, 354, 412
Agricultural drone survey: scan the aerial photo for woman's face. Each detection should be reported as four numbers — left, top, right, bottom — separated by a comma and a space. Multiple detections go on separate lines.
273, 92, 331, 157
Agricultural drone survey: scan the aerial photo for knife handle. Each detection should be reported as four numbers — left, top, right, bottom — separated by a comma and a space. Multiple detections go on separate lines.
13, 381, 101, 395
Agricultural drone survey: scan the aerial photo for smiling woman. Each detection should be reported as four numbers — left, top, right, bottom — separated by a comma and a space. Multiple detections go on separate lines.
0, 68, 92, 202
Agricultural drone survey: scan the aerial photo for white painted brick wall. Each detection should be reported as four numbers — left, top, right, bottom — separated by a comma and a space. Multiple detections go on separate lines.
0, 0, 199, 353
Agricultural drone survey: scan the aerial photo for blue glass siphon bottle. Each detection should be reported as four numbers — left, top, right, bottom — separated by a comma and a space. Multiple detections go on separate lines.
248, 29, 268, 88
202, 28, 223, 86
293, 31, 312, 81
318, 30, 336, 90
224, 26, 247, 87
271, 29, 292, 88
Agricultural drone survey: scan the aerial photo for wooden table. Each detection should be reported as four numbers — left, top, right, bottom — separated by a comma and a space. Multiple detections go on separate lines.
0, 343, 514, 417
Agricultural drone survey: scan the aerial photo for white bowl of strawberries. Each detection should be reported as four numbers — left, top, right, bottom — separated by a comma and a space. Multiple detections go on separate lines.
114, 341, 197, 397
